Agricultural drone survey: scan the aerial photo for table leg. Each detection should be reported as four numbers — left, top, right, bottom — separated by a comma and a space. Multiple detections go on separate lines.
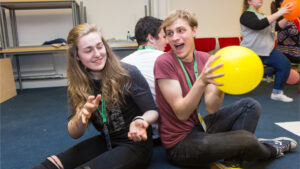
15, 55, 22, 92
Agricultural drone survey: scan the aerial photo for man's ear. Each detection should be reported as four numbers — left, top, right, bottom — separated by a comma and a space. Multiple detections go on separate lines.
192, 26, 198, 38
147, 33, 155, 44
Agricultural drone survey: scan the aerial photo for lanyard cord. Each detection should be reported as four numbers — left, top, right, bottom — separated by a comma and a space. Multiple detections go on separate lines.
97, 95, 112, 150
176, 52, 207, 132
177, 57, 198, 87
247, 8, 264, 16
97, 96, 107, 123
137, 45, 154, 50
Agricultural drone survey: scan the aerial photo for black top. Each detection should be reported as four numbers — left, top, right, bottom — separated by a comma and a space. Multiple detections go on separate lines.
240, 11, 270, 30
240, 11, 281, 31
67, 63, 157, 143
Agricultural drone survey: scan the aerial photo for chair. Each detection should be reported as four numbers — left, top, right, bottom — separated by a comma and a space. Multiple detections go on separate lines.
164, 44, 171, 52
264, 66, 276, 77
194, 38, 216, 52
218, 37, 240, 49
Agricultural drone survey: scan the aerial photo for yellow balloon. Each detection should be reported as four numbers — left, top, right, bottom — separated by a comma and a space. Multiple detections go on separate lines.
211, 46, 263, 95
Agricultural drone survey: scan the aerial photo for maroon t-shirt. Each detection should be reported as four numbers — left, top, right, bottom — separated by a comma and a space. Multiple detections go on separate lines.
154, 50, 210, 149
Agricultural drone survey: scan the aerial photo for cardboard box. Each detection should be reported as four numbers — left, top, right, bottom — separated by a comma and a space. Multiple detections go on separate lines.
0, 58, 17, 103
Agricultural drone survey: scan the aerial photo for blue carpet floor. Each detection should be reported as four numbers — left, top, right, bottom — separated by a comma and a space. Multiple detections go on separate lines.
1, 81, 299, 169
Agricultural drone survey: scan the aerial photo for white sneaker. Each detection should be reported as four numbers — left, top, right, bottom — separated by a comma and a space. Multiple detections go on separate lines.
271, 92, 294, 102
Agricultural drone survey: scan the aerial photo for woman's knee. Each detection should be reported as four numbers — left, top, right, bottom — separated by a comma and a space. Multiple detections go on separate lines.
280, 60, 291, 74
47, 155, 64, 169
276, 52, 291, 71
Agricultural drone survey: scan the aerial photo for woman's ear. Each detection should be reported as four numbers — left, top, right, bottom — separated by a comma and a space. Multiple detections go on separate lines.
75, 51, 80, 61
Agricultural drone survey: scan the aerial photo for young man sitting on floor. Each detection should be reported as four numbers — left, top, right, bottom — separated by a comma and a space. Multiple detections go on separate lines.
154, 9, 298, 168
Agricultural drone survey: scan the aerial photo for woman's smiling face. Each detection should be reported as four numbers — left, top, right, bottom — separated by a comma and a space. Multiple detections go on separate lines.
77, 31, 107, 78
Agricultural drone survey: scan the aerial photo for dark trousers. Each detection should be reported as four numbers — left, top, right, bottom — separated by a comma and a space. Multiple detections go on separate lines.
56, 135, 153, 169
261, 48, 291, 90
167, 98, 272, 167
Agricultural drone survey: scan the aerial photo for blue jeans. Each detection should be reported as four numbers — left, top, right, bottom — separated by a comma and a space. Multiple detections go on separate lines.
261, 49, 291, 90
167, 98, 272, 168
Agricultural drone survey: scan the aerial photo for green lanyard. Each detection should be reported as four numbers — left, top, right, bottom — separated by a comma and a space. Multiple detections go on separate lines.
97, 95, 112, 149
176, 53, 207, 132
137, 45, 154, 50
97, 96, 107, 123
177, 57, 199, 87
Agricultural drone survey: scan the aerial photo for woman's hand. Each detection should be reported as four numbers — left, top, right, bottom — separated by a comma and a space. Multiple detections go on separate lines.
128, 118, 149, 142
68, 94, 101, 139
80, 94, 101, 124
197, 55, 224, 86
278, 2, 293, 16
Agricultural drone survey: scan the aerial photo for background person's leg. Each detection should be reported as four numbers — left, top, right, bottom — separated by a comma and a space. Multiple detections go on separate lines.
261, 49, 293, 102
261, 49, 291, 90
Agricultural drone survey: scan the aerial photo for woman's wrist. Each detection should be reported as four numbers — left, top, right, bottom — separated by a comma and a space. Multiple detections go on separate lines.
75, 110, 88, 128
132, 116, 145, 122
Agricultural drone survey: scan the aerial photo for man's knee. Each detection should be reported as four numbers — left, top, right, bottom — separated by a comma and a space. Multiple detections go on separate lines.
236, 130, 259, 148
240, 97, 261, 117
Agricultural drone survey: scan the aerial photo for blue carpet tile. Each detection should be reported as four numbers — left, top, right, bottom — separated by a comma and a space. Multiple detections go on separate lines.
1, 81, 299, 169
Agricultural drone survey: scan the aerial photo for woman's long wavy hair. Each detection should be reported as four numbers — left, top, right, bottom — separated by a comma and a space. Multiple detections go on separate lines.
66, 23, 131, 111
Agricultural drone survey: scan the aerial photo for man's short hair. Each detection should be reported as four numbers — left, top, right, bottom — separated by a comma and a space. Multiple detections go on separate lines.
135, 16, 163, 46
161, 9, 198, 34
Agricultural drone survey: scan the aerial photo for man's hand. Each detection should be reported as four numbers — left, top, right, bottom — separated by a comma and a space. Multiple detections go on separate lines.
198, 55, 224, 86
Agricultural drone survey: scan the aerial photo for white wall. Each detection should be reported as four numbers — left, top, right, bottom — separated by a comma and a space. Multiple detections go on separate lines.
167, 0, 272, 37
16, 9, 73, 46
169, 0, 244, 37
5, 0, 273, 89
83, 0, 146, 40
7, 0, 274, 44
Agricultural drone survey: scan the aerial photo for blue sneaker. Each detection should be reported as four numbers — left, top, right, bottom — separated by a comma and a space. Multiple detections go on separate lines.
258, 137, 298, 158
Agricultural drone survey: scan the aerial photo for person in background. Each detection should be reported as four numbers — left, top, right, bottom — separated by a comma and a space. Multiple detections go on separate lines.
271, 0, 299, 63
122, 16, 167, 100
240, 0, 294, 102
32, 23, 158, 169
122, 16, 167, 143
154, 9, 297, 168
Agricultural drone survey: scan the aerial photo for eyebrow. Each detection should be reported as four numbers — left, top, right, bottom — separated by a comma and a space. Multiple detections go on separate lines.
166, 26, 185, 31
82, 41, 103, 50
175, 26, 185, 30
